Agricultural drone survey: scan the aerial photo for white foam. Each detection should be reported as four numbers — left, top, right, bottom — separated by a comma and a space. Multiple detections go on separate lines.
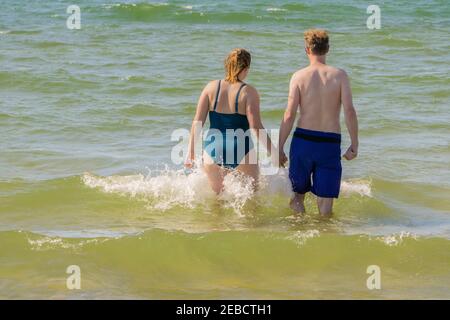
377, 231, 417, 246
287, 229, 320, 246
266, 7, 287, 12
82, 166, 215, 210
340, 179, 372, 197
82, 167, 372, 214
219, 171, 256, 217
27, 236, 106, 251
258, 168, 293, 196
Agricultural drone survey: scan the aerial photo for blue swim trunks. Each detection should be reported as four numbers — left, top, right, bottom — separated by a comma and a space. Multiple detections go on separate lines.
289, 127, 342, 198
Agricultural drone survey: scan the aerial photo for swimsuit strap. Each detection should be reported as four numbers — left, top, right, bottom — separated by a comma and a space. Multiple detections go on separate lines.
235, 83, 247, 113
213, 80, 221, 111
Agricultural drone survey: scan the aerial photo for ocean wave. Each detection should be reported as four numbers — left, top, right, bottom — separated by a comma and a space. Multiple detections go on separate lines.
286, 229, 320, 246
376, 231, 418, 246
341, 179, 372, 197
101, 3, 211, 22
0, 112, 13, 120
93, 2, 316, 24
7, 172, 446, 239
1, 229, 444, 254
266, 7, 287, 13
1, 229, 449, 299
0, 171, 377, 238
82, 169, 372, 214
119, 103, 174, 117
7, 30, 42, 35
0, 70, 100, 92
27, 235, 108, 251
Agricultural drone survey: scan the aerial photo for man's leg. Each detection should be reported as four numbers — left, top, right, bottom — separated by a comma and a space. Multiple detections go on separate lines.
316, 197, 333, 217
288, 136, 312, 214
312, 144, 341, 217
290, 193, 306, 213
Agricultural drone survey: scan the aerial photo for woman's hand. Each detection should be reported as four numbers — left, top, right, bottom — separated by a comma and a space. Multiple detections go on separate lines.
269, 148, 287, 168
279, 150, 288, 168
184, 154, 195, 169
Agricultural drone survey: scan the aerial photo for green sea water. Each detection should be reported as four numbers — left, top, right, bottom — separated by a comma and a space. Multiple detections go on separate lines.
0, 0, 449, 299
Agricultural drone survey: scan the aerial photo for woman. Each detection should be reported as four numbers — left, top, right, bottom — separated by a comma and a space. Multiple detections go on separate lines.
185, 48, 277, 193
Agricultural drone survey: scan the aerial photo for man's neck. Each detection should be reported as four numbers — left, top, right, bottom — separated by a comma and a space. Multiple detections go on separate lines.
309, 55, 326, 66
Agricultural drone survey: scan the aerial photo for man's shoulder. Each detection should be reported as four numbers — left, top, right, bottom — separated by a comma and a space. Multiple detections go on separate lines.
328, 66, 348, 78
292, 67, 309, 76
291, 66, 348, 82
291, 68, 309, 82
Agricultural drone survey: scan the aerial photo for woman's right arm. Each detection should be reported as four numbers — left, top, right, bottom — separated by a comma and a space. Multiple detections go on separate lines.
245, 86, 280, 165
185, 83, 211, 168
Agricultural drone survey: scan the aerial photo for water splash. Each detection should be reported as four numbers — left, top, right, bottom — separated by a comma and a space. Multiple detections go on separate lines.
287, 229, 320, 246
82, 167, 372, 214
219, 171, 256, 217
341, 179, 372, 197
27, 235, 107, 251
377, 231, 418, 246
82, 166, 215, 210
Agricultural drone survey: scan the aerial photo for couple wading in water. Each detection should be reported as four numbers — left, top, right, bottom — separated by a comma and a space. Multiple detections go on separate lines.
185, 29, 359, 216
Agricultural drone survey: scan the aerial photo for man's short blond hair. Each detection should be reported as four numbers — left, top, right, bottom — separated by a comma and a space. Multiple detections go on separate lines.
304, 29, 329, 55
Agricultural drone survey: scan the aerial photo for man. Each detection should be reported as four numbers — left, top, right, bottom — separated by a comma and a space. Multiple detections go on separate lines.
278, 29, 359, 216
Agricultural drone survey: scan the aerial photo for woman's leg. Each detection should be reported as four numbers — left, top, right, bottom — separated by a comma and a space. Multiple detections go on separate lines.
236, 150, 259, 191
203, 152, 226, 194
203, 150, 259, 194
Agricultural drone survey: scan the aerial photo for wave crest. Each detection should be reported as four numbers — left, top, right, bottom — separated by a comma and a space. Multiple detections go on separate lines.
82, 168, 372, 214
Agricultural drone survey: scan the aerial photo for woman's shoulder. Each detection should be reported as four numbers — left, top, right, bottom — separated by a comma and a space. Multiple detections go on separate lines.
242, 83, 259, 97
202, 80, 221, 95
204, 79, 221, 90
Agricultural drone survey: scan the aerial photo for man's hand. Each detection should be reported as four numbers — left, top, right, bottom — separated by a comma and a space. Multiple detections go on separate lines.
270, 148, 287, 168
279, 150, 288, 167
343, 145, 358, 160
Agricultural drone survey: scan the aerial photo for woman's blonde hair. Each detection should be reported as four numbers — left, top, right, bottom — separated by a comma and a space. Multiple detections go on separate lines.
224, 48, 251, 83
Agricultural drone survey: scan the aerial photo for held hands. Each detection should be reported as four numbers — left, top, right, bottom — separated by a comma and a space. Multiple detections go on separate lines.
278, 150, 288, 168
343, 144, 358, 161
270, 147, 287, 168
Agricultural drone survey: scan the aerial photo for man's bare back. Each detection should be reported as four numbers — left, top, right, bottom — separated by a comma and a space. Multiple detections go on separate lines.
292, 63, 345, 134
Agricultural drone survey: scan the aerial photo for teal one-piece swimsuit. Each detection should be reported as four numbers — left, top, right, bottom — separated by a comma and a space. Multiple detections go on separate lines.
204, 80, 253, 169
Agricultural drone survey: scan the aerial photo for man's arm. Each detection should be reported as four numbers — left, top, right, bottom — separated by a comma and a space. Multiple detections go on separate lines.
279, 74, 300, 162
341, 71, 359, 160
